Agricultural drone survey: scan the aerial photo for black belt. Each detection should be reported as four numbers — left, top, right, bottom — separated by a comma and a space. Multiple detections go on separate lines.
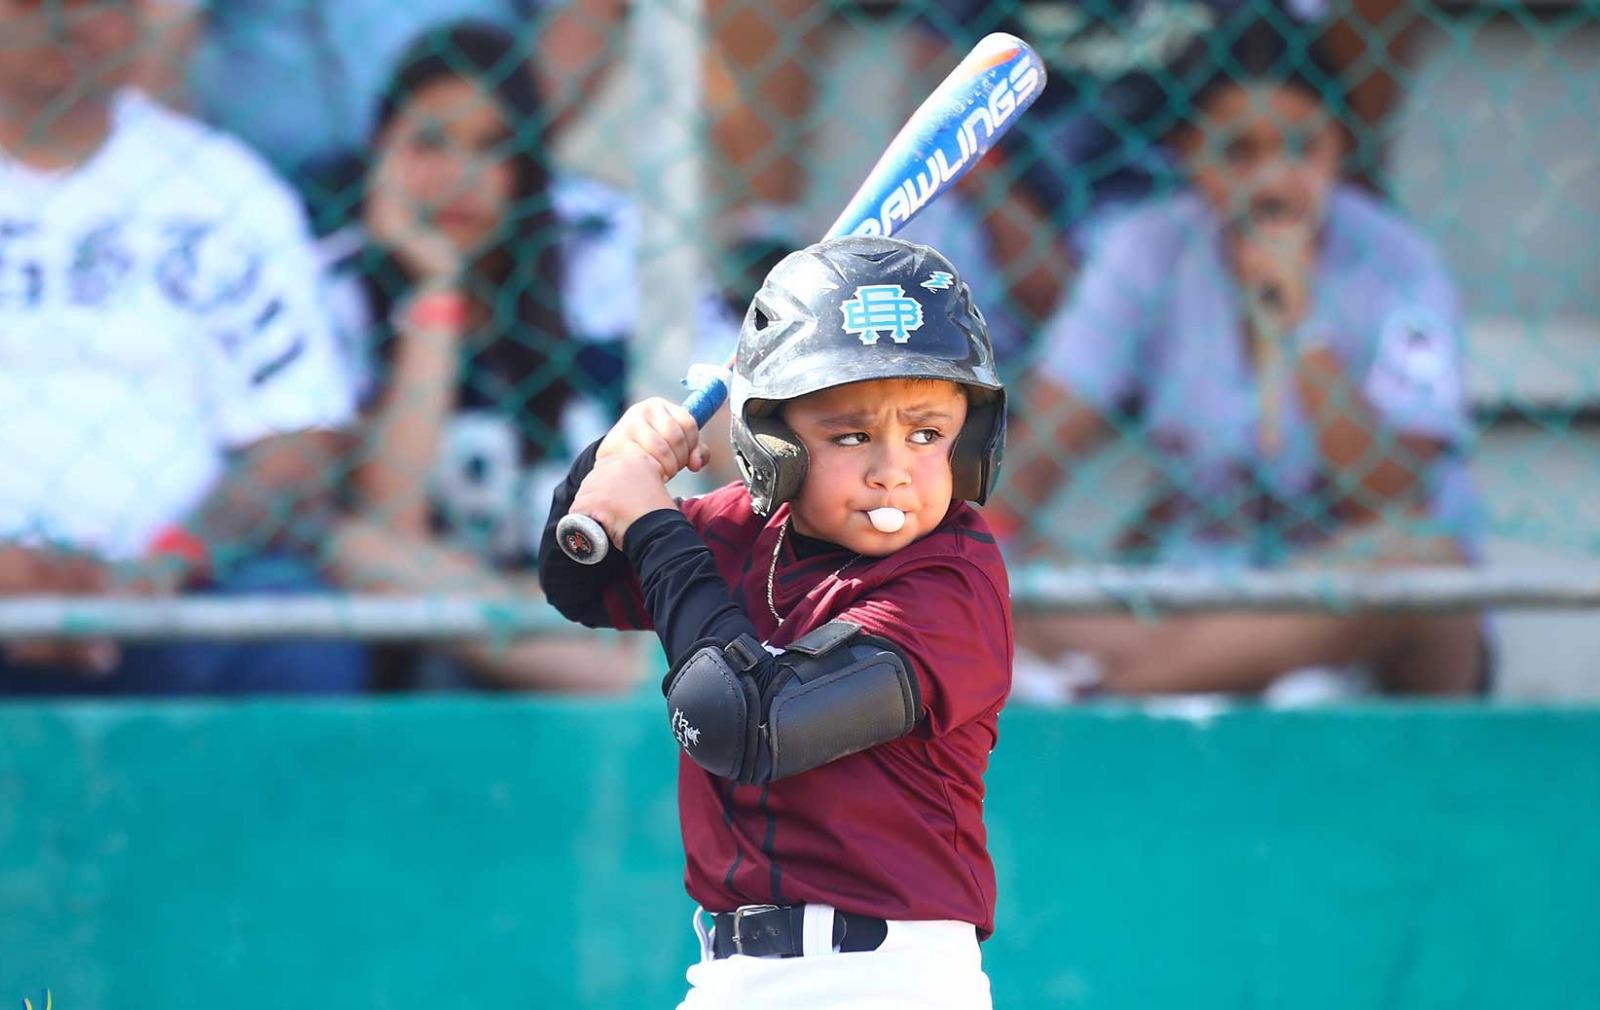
710, 904, 888, 959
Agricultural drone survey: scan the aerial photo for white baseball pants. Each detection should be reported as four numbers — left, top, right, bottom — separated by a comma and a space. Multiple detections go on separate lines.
675, 904, 994, 1010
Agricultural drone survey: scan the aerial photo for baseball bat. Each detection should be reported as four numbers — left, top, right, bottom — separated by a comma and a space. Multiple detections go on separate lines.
557, 32, 1047, 564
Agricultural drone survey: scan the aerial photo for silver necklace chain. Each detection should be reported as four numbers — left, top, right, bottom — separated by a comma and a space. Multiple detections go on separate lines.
765, 516, 856, 629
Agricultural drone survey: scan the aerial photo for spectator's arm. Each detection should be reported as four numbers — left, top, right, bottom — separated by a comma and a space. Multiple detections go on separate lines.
178, 429, 346, 574
132, 0, 204, 111
1295, 347, 1444, 522
350, 290, 466, 537
1296, 246, 1467, 524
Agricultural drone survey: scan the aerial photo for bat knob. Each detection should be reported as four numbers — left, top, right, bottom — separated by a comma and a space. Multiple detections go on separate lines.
556, 513, 611, 565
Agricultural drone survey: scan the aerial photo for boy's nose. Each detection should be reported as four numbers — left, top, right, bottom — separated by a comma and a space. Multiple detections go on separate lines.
866, 444, 914, 490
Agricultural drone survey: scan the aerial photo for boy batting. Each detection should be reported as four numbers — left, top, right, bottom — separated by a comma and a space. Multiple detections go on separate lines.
539, 236, 1012, 1008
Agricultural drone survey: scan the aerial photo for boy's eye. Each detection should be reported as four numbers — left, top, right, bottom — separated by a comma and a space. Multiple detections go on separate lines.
909, 428, 942, 445
833, 432, 867, 447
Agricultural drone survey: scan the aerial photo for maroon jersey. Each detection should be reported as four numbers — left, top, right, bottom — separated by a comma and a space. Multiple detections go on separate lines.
599, 483, 1013, 937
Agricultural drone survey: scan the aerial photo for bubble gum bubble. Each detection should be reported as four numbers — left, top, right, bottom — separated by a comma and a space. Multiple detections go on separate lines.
867, 507, 906, 533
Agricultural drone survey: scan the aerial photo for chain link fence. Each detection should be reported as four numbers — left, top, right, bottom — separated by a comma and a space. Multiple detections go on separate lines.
0, 0, 1596, 695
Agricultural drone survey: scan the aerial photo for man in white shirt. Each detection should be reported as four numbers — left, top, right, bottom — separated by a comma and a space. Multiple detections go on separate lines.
0, 0, 364, 693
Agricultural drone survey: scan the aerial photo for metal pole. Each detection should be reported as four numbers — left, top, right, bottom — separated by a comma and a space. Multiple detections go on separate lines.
1010, 564, 1600, 614
0, 595, 575, 641
629, 0, 706, 402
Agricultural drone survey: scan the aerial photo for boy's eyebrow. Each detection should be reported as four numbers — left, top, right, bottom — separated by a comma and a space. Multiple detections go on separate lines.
815, 411, 874, 429
900, 406, 958, 425
813, 404, 959, 428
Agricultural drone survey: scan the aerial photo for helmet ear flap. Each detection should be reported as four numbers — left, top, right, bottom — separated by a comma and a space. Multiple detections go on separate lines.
731, 412, 809, 516
949, 395, 1006, 505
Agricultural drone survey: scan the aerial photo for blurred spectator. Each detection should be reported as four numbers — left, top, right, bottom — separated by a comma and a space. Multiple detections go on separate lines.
996, 22, 1486, 699
323, 23, 735, 692
132, 0, 626, 224
705, 0, 1068, 330
0, 0, 365, 694
710, 0, 1423, 338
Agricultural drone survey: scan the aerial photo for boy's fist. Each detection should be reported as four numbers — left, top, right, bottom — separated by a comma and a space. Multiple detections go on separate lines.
596, 398, 709, 479
577, 398, 712, 546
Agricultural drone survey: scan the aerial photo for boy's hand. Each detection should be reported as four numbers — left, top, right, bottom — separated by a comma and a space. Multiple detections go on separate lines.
577, 397, 712, 547
570, 452, 679, 547
596, 398, 710, 480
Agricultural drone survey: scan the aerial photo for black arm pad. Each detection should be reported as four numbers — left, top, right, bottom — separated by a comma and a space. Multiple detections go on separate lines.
664, 635, 764, 781
663, 621, 920, 785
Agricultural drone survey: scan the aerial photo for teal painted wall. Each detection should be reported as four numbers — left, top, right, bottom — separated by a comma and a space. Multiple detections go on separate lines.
2, 701, 1597, 1009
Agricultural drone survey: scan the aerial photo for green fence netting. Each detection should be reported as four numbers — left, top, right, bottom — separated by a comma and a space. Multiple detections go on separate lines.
0, 0, 1596, 694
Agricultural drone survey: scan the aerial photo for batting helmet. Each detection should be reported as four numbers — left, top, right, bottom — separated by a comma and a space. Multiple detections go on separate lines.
730, 236, 1005, 516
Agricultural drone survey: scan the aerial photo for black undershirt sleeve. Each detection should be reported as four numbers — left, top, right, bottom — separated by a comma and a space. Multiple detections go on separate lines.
623, 511, 765, 670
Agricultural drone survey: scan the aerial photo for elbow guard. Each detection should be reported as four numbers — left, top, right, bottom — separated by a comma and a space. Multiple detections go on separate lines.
663, 621, 921, 785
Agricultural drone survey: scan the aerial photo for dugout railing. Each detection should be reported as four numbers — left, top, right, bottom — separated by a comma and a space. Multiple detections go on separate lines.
4, 563, 1600, 642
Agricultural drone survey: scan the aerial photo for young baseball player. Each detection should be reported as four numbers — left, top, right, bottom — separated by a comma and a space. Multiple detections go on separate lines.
538, 236, 1011, 1008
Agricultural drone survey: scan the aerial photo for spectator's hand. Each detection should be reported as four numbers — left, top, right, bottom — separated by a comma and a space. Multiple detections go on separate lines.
1232, 206, 1316, 338
596, 398, 709, 481
0, 546, 120, 675
365, 142, 465, 284
571, 452, 679, 547
0, 544, 55, 595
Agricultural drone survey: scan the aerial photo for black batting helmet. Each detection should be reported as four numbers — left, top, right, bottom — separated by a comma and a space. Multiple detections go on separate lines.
730, 236, 1005, 516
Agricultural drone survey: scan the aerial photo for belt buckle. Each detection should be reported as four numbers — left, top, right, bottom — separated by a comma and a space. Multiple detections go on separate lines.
730, 904, 781, 956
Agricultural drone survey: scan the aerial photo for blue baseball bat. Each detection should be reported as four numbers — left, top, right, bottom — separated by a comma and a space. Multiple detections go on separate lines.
558, 33, 1046, 564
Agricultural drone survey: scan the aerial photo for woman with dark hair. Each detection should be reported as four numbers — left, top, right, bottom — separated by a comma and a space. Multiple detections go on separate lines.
324, 22, 733, 691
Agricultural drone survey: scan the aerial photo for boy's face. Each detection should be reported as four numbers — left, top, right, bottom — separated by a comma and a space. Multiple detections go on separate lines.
780, 378, 967, 556
1179, 83, 1342, 233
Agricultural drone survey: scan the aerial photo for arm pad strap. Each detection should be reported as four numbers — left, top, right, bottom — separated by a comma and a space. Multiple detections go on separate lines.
663, 621, 920, 785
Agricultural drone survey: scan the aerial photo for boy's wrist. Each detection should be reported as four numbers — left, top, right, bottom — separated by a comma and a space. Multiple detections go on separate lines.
621, 507, 693, 559
611, 500, 679, 544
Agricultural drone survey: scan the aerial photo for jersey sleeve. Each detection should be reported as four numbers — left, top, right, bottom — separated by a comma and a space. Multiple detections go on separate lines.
193, 166, 355, 448
838, 560, 1011, 737
1355, 249, 1470, 449
1036, 213, 1158, 413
